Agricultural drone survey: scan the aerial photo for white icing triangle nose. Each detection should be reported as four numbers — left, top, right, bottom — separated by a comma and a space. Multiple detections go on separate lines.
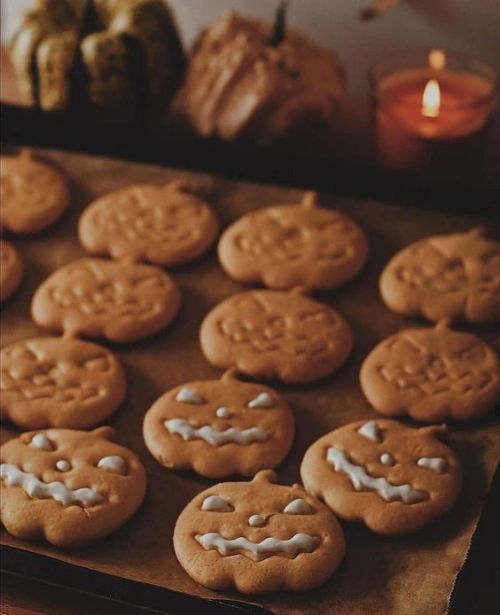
248, 514, 267, 527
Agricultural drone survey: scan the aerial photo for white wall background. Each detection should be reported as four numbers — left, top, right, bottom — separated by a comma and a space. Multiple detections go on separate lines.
2, 0, 499, 98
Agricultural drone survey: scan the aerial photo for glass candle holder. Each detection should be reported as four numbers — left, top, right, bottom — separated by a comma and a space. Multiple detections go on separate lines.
370, 49, 499, 175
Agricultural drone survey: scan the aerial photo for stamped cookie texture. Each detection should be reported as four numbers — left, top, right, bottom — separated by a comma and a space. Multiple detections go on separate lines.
143, 369, 294, 478
78, 180, 219, 266
173, 469, 345, 594
300, 420, 461, 535
1, 337, 126, 430
0, 149, 70, 234
218, 192, 368, 290
360, 321, 500, 422
0, 427, 146, 547
200, 289, 353, 384
0, 240, 23, 301
31, 258, 181, 342
380, 228, 500, 323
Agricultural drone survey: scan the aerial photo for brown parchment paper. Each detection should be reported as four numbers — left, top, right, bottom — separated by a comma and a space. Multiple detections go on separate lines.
1, 148, 499, 615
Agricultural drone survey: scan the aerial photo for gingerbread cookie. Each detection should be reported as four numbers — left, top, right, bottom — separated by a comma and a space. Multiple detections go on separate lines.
173, 469, 345, 594
1, 149, 70, 234
200, 289, 353, 384
0, 427, 146, 547
301, 419, 461, 535
1, 336, 126, 430
143, 369, 294, 478
78, 180, 219, 266
0, 240, 23, 301
360, 321, 500, 422
218, 192, 368, 290
31, 258, 181, 342
380, 228, 500, 323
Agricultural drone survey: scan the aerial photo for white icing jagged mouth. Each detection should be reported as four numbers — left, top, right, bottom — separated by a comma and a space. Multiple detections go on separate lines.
0, 464, 104, 507
164, 419, 269, 446
327, 447, 429, 504
196, 532, 321, 560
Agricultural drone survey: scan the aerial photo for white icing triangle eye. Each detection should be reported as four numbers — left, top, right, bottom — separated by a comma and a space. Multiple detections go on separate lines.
357, 421, 382, 442
56, 460, 71, 472
175, 387, 204, 404
248, 392, 273, 409
417, 457, 448, 473
283, 498, 314, 514
201, 495, 234, 512
97, 456, 127, 475
30, 434, 54, 451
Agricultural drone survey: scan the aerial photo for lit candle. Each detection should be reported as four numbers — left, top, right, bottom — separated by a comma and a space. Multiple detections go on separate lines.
371, 50, 498, 174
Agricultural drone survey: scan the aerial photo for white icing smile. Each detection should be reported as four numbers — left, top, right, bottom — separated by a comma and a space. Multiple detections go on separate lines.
196, 532, 321, 560
0, 464, 104, 507
164, 418, 269, 446
327, 447, 429, 504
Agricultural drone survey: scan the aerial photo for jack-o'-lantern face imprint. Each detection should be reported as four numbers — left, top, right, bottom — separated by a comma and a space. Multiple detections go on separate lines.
200, 290, 353, 384
173, 470, 345, 594
380, 228, 500, 323
360, 321, 500, 422
0, 427, 146, 547
79, 180, 219, 266
31, 258, 181, 342
218, 192, 368, 290
300, 419, 461, 535
1, 337, 126, 430
143, 370, 295, 478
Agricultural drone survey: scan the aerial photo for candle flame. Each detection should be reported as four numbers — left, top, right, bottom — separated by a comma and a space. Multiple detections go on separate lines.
428, 49, 446, 71
422, 79, 441, 118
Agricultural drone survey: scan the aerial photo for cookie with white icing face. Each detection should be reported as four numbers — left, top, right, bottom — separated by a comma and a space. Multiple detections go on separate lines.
0, 427, 146, 547
173, 470, 345, 594
78, 180, 219, 267
360, 320, 500, 422
380, 228, 500, 324
0, 240, 23, 302
143, 370, 294, 478
300, 419, 461, 535
200, 289, 353, 384
218, 192, 368, 290
1, 149, 70, 234
1, 336, 126, 430
31, 258, 181, 342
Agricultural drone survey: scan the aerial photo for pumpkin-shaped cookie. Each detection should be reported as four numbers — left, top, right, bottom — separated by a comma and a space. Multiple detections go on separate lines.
218, 192, 368, 290
1, 336, 126, 430
31, 258, 181, 342
301, 420, 461, 535
360, 321, 500, 422
380, 228, 500, 323
173, 470, 345, 594
1, 150, 70, 234
1, 427, 146, 547
143, 369, 294, 478
200, 289, 353, 384
0, 240, 23, 301
79, 180, 219, 266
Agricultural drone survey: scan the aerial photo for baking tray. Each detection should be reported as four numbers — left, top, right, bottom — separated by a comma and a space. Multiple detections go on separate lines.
1, 147, 499, 615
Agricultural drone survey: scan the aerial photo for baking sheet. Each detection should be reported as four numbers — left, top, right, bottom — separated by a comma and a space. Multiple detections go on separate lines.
1, 147, 499, 615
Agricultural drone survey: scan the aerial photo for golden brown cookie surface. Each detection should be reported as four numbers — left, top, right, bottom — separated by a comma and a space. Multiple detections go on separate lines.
0, 240, 23, 301
173, 470, 345, 594
218, 193, 368, 290
31, 258, 181, 342
143, 370, 294, 478
0, 427, 146, 547
1, 336, 126, 430
380, 228, 500, 323
360, 321, 500, 422
200, 289, 353, 384
300, 420, 461, 535
1, 150, 70, 234
79, 180, 219, 266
